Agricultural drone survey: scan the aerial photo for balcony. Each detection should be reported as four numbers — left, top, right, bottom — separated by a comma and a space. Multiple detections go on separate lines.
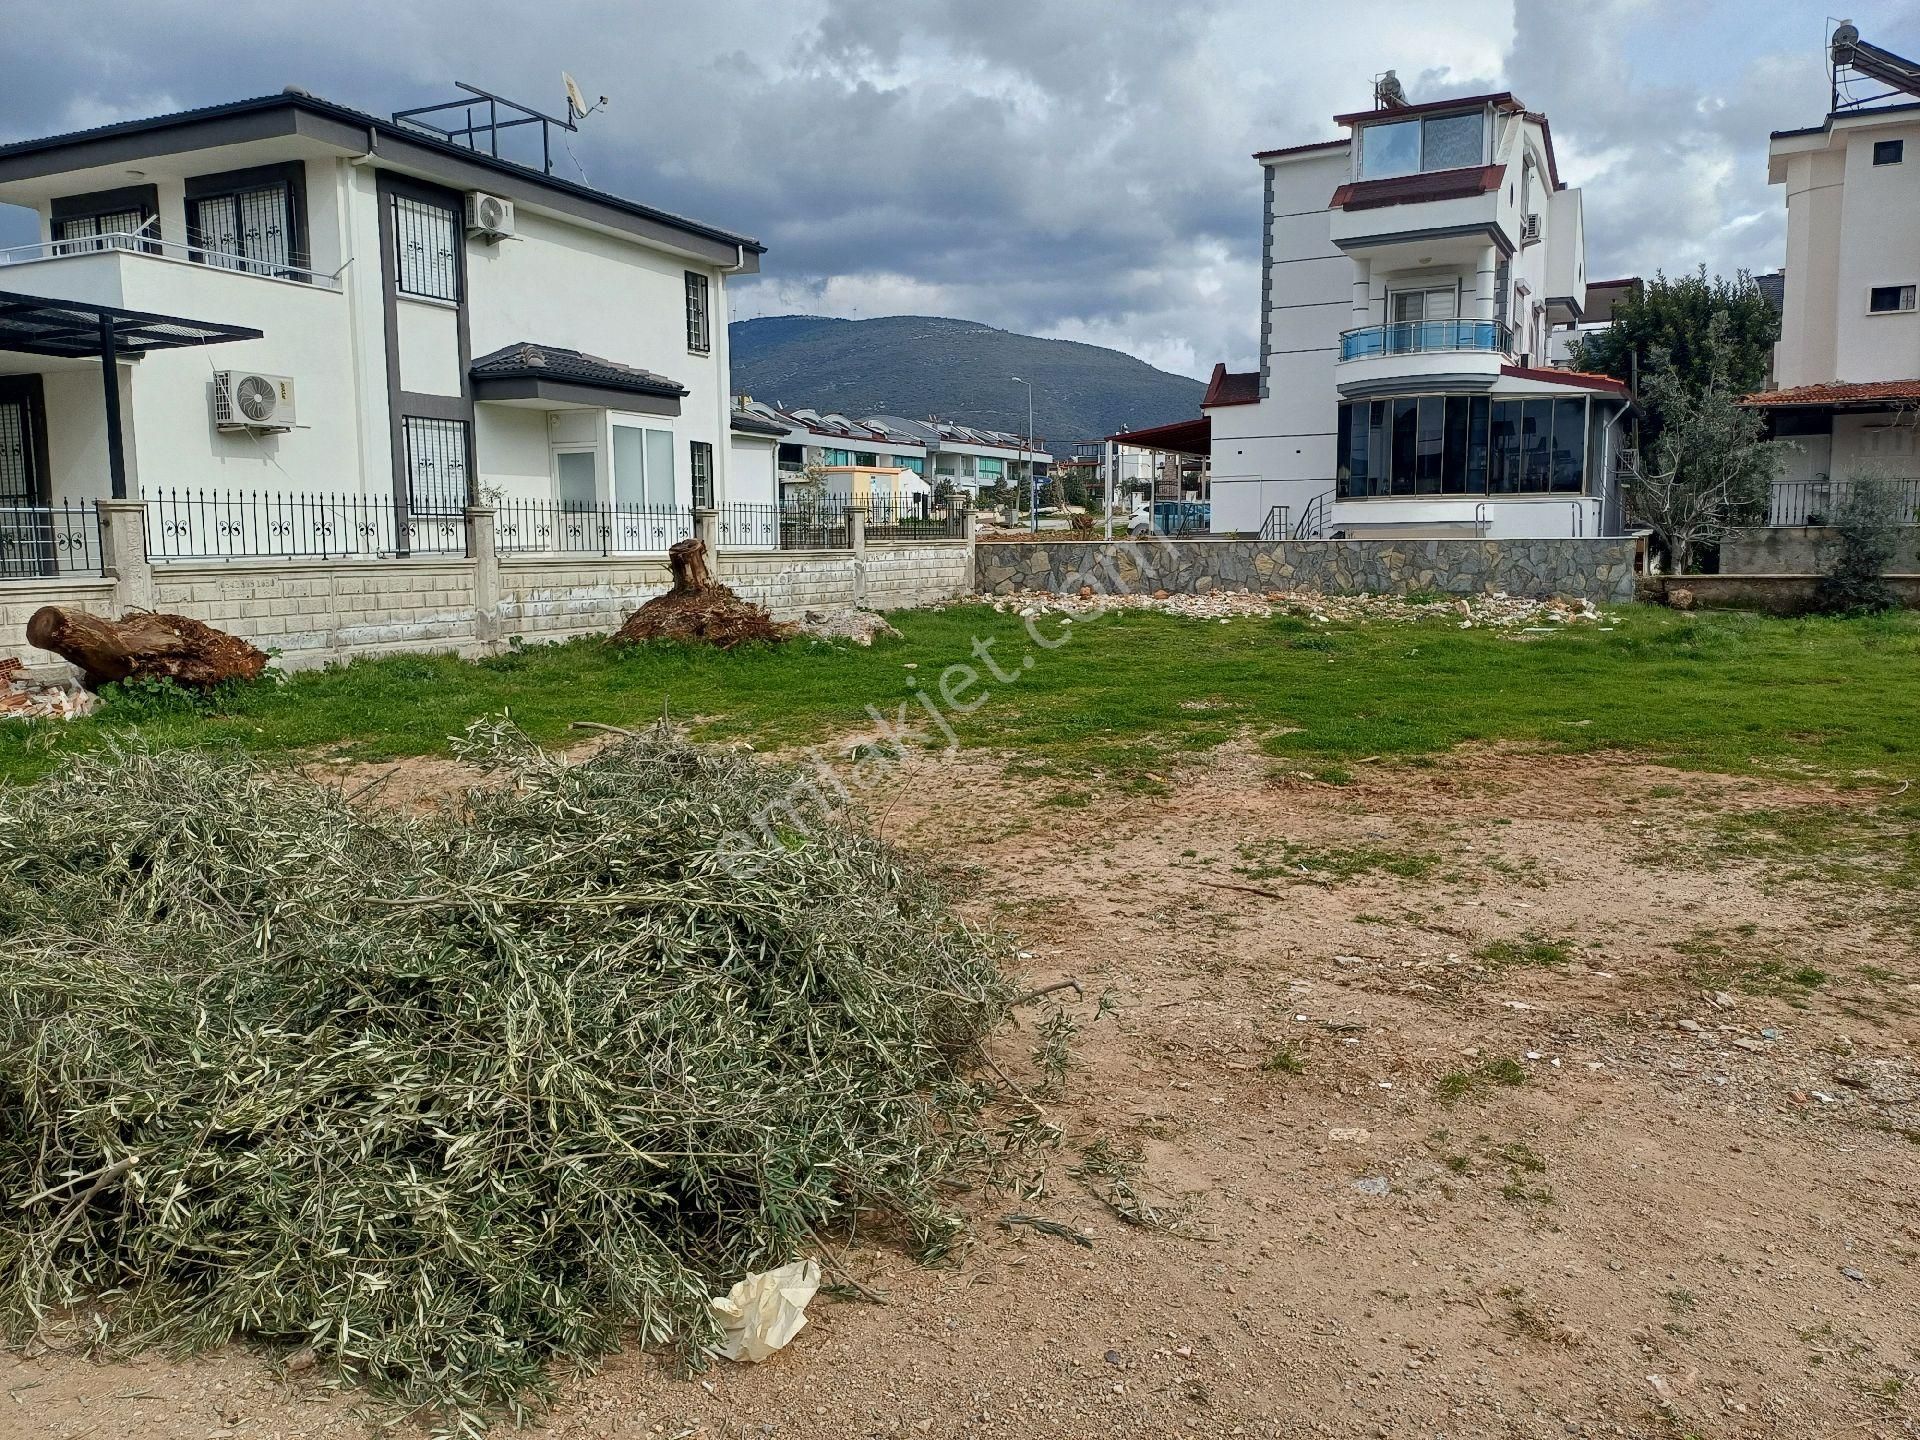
1339, 319, 1511, 362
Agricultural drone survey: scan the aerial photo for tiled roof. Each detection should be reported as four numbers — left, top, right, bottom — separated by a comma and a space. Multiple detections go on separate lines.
1753, 271, 1786, 317
730, 409, 790, 438
469, 343, 686, 398
1500, 364, 1630, 396
1201, 363, 1261, 408
1742, 379, 1920, 407
1330, 164, 1504, 211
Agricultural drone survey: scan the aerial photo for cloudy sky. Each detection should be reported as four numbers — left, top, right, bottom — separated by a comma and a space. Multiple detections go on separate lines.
2, 0, 1910, 378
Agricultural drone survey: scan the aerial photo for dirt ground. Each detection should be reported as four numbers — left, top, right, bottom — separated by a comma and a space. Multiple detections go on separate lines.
4, 742, 1916, 1440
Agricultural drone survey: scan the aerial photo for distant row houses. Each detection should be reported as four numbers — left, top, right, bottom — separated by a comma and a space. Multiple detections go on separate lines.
731, 398, 1052, 503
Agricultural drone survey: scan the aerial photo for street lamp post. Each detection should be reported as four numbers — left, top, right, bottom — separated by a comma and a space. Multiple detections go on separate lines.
1010, 374, 1036, 533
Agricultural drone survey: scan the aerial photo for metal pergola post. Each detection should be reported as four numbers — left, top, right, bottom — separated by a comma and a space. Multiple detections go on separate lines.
98, 315, 127, 500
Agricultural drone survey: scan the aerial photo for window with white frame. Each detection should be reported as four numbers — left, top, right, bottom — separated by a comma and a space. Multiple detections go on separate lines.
612, 423, 677, 508
1869, 285, 1917, 313
392, 194, 461, 301
685, 271, 711, 353
1390, 286, 1460, 324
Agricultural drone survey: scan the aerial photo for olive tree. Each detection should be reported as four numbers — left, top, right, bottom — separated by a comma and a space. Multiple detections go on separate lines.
1620, 317, 1780, 573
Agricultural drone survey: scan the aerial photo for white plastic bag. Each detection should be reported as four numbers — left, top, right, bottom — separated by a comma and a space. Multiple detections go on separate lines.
708, 1259, 821, 1363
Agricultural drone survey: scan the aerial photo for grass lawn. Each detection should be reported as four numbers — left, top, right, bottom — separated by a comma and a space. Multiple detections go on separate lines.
3, 603, 1918, 787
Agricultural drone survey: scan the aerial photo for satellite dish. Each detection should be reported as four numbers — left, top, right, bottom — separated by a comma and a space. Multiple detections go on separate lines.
563, 72, 588, 119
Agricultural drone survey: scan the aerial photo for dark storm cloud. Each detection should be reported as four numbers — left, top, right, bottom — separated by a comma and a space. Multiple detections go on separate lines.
0, 0, 1876, 376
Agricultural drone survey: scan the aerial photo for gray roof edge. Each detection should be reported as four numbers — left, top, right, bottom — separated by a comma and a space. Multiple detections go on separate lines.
0, 92, 766, 260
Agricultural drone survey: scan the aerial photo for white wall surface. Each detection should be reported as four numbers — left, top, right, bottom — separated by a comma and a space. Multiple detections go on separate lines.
465, 208, 729, 465
395, 298, 463, 397
728, 435, 778, 507
474, 404, 550, 503
1833, 121, 1920, 383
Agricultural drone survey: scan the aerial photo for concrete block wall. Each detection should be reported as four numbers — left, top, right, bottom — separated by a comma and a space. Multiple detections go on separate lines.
148, 562, 483, 663
498, 557, 673, 642
1721, 525, 1920, 576
2, 504, 977, 676
1, 577, 118, 677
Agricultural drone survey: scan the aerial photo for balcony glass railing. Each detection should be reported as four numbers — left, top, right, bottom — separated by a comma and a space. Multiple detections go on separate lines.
1339, 319, 1512, 362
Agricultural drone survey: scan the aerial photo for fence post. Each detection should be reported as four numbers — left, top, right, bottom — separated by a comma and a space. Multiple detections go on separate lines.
844, 502, 868, 607
466, 506, 501, 651
962, 505, 978, 594
96, 499, 154, 613
693, 506, 720, 576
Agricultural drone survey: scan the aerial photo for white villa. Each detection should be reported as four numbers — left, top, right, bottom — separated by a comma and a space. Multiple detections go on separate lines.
1190, 80, 1633, 541
1746, 21, 1920, 523
0, 86, 784, 556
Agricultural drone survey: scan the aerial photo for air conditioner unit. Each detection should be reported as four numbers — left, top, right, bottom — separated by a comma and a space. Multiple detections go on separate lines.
212, 370, 296, 431
1519, 212, 1542, 246
465, 191, 515, 240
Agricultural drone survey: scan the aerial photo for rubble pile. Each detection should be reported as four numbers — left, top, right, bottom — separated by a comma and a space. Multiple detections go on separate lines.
0, 657, 96, 721
963, 587, 1605, 629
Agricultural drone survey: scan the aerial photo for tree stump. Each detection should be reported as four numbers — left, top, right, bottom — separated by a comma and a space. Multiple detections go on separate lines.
26, 607, 269, 690
611, 538, 790, 650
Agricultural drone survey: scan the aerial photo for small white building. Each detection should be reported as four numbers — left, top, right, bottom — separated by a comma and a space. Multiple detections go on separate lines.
1207, 82, 1630, 541
0, 87, 780, 554
1748, 21, 1920, 522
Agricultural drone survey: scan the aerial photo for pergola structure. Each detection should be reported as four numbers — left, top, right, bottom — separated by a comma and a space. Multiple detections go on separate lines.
0, 289, 261, 499
1102, 414, 1211, 536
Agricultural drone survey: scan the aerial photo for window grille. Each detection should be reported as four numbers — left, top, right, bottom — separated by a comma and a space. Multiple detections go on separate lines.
403, 416, 471, 515
393, 195, 461, 301
690, 440, 714, 507
685, 271, 711, 352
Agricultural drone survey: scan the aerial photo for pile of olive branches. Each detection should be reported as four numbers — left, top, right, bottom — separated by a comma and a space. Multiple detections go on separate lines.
0, 720, 1013, 1433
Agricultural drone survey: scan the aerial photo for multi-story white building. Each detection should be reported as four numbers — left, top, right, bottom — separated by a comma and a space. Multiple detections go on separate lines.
1748, 21, 1920, 521
733, 398, 1050, 498
0, 87, 781, 550
1208, 83, 1631, 540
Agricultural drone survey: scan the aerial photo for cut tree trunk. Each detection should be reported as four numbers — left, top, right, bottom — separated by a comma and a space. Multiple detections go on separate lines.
26, 607, 269, 689
611, 538, 790, 650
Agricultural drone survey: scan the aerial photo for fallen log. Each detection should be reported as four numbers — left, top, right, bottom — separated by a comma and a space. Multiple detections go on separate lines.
26, 606, 269, 689
612, 537, 789, 649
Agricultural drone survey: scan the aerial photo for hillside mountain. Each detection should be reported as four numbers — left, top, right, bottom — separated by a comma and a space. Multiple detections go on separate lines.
727, 315, 1207, 451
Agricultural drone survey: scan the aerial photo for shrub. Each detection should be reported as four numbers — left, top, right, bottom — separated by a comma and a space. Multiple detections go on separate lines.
1815, 473, 1906, 615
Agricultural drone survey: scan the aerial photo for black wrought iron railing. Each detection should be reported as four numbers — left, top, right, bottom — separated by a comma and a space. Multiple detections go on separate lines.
0, 501, 103, 579
494, 500, 693, 555
721, 499, 852, 551
1767, 476, 1920, 527
865, 494, 968, 541
143, 490, 466, 560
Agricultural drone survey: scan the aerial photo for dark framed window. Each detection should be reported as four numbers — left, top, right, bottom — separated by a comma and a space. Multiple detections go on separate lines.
690, 440, 714, 508
1875, 139, 1905, 166
685, 271, 711, 353
0, 376, 50, 505
51, 184, 158, 253
187, 163, 308, 277
1869, 284, 1916, 313
392, 194, 462, 301
1389, 397, 1419, 496
402, 416, 471, 515
853, 451, 878, 466
1415, 395, 1445, 493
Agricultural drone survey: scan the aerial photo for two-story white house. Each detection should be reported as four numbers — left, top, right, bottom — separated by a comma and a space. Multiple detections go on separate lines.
1747, 22, 1920, 524
1208, 83, 1630, 541
0, 87, 780, 555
